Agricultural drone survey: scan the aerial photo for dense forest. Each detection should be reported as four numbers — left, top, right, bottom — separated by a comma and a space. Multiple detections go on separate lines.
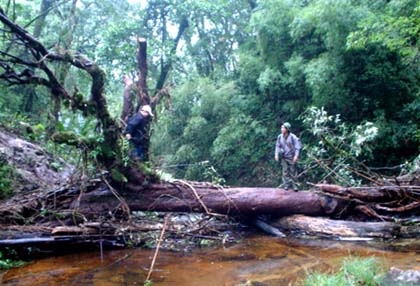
0, 4, 418, 285
0, 0, 419, 192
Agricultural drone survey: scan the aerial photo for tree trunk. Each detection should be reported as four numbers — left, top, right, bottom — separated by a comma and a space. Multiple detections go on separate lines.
137, 37, 150, 105
270, 215, 418, 239
121, 76, 136, 123
75, 181, 337, 217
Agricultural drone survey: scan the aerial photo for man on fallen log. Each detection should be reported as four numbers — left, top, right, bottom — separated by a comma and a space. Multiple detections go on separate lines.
274, 122, 302, 191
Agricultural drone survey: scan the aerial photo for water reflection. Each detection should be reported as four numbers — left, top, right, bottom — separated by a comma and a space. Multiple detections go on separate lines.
2, 235, 419, 285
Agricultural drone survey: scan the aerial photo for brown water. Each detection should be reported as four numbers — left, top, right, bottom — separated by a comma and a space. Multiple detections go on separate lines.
1, 236, 419, 285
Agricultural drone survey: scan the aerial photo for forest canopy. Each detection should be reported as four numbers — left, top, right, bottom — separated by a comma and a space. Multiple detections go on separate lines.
0, 0, 419, 188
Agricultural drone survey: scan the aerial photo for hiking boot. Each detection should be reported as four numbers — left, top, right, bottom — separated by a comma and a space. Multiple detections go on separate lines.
278, 183, 289, 190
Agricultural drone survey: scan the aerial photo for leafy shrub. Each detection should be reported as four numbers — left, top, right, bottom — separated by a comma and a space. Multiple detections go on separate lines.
300, 106, 378, 186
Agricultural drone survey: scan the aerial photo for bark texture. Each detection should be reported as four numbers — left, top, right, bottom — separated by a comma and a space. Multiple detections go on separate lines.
271, 215, 418, 239
75, 182, 334, 217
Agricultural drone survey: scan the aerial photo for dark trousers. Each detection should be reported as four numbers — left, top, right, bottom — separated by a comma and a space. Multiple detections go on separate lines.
281, 158, 298, 190
130, 143, 144, 160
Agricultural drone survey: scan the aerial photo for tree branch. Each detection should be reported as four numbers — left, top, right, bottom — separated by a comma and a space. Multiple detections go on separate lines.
0, 8, 119, 167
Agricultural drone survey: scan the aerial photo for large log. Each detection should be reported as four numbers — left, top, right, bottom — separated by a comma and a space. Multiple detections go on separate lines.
71, 181, 341, 219
270, 215, 409, 239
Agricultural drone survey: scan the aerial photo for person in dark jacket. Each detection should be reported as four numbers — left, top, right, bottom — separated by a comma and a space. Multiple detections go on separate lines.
125, 104, 154, 160
274, 122, 302, 191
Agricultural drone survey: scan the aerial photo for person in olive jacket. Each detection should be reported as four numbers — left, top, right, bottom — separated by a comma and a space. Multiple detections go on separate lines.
125, 104, 154, 160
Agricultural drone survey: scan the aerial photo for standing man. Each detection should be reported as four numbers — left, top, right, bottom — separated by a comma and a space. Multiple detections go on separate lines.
274, 122, 302, 191
125, 104, 154, 160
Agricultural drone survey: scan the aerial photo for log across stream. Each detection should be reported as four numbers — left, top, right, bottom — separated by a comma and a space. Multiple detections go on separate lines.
0, 177, 419, 259
0, 125, 418, 257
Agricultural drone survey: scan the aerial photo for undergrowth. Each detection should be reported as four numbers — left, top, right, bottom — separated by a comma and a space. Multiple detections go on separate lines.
0, 155, 17, 199
299, 256, 385, 286
0, 251, 26, 270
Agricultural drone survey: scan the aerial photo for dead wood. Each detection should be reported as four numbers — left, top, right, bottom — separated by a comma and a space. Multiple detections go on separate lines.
270, 214, 419, 239
137, 37, 150, 105
0, 127, 418, 245
0, 178, 418, 258
0, 157, 417, 233
314, 183, 420, 220
146, 214, 169, 282
0, 179, 338, 224
121, 76, 136, 123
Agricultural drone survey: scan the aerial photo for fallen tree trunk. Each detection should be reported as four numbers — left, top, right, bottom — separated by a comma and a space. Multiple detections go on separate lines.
0, 179, 344, 224
0, 177, 418, 258
0, 176, 418, 226
270, 214, 419, 239
74, 181, 341, 218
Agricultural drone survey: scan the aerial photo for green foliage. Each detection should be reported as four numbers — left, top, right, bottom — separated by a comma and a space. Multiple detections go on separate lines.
347, 0, 420, 59
401, 154, 420, 175
152, 79, 233, 180
341, 256, 385, 285
303, 55, 349, 113
301, 106, 378, 186
237, 53, 266, 95
38, 207, 66, 220
118, 136, 131, 167
249, 0, 297, 64
211, 113, 269, 184
201, 161, 226, 185
0, 0, 419, 186
302, 272, 347, 286
237, 0, 419, 182
50, 131, 81, 146
0, 157, 16, 199
300, 256, 385, 286
0, 251, 26, 270
152, 78, 274, 185
111, 168, 128, 183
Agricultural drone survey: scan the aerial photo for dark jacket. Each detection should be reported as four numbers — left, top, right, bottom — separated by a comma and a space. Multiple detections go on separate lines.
125, 112, 149, 144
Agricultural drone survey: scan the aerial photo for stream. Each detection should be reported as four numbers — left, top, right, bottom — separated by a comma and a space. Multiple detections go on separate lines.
1, 235, 419, 285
